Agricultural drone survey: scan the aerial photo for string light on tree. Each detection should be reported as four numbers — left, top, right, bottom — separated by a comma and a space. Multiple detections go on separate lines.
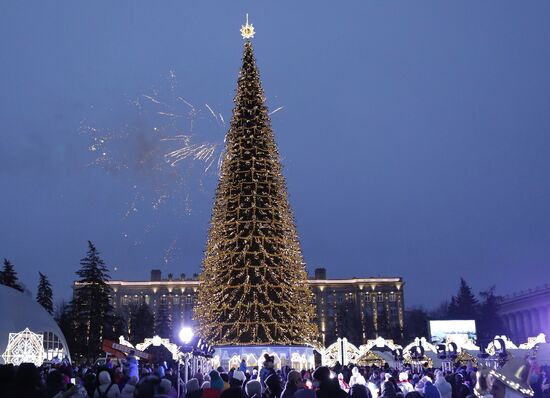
195, 16, 318, 346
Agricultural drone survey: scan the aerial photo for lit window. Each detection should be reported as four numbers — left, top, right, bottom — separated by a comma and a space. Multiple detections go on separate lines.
390, 292, 396, 302
173, 296, 179, 305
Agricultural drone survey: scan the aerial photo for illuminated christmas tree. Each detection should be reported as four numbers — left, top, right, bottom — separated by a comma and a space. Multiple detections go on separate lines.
196, 17, 317, 346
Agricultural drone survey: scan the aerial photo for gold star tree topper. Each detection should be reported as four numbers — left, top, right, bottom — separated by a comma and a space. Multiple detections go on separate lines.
240, 14, 255, 39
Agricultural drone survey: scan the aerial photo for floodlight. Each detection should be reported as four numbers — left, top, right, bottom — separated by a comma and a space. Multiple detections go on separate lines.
179, 326, 194, 344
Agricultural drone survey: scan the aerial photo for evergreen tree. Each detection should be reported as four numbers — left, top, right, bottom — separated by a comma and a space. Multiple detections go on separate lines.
155, 303, 172, 339
1, 258, 24, 292
55, 300, 76, 355
130, 303, 154, 345
335, 300, 363, 346
70, 241, 114, 359
448, 278, 478, 320
36, 272, 54, 314
477, 286, 504, 346
195, 21, 316, 346
404, 308, 429, 342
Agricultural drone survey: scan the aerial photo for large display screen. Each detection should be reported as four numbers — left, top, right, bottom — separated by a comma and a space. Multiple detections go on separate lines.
428, 320, 477, 344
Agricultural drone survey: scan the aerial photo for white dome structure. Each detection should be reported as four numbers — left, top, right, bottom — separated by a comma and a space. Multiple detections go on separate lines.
0, 285, 71, 364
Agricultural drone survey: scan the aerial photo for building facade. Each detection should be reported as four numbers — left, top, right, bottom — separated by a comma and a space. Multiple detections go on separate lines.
104, 268, 405, 347
498, 285, 550, 344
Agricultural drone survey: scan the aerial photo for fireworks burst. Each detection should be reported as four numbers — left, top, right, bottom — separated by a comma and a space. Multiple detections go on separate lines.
81, 69, 283, 268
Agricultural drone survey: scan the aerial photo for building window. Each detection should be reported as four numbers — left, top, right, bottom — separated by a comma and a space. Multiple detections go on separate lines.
173, 296, 180, 305
365, 293, 371, 302
377, 293, 383, 302
160, 295, 167, 305
144, 295, 150, 305
122, 296, 130, 306
390, 292, 396, 302
186, 295, 192, 304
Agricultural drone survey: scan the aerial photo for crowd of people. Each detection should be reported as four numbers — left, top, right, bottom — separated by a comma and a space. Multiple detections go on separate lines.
0, 352, 548, 398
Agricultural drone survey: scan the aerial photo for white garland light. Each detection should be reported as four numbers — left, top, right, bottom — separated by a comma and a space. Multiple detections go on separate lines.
2, 328, 44, 366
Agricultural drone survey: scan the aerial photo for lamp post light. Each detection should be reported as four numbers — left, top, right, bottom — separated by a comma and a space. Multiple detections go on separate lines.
177, 326, 194, 398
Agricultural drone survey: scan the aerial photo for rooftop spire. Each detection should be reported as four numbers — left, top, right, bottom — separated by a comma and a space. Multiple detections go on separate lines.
240, 13, 255, 39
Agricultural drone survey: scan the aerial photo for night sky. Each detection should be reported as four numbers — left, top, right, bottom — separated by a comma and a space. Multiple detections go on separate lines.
1, 1, 550, 308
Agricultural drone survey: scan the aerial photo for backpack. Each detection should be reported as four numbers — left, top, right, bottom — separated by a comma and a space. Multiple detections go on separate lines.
95, 382, 114, 398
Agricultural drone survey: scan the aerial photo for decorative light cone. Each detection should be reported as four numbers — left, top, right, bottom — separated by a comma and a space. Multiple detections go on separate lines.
195, 16, 317, 346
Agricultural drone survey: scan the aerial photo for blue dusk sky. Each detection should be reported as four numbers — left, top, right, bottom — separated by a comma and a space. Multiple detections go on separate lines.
1, 1, 549, 308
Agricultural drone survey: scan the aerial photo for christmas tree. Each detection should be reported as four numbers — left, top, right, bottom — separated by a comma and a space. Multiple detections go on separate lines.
196, 18, 317, 346
1, 258, 24, 292
70, 241, 115, 359
36, 272, 54, 315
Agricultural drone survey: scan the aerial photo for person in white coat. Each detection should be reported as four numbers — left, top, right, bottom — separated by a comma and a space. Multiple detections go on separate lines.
93, 370, 121, 398
120, 376, 137, 398
350, 367, 367, 387
434, 371, 452, 398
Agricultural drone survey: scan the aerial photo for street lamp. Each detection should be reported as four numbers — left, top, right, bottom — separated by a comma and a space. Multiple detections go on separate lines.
177, 326, 194, 397
179, 327, 194, 345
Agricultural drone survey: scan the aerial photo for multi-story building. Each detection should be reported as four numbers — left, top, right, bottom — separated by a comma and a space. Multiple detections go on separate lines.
104, 268, 405, 347
498, 284, 550, 344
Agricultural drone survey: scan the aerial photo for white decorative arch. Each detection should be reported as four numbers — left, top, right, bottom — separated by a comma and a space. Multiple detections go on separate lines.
402, 337, 438, 355
360, 336, 401, 353
320, 338, 361, 366
135, 335, 180, 360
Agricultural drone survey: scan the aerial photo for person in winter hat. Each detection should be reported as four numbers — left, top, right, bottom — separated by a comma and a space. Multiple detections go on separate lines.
260, 354, 276, 391
239, 359, 248, 373
280, 370, 302, 398
434, 371, 451, 398
94, 370, 121, 398
155, 378, 174, 398
127, 353, 139, 381
220, 370, 247, 398
422, 380, 441, 398
157, 365, 166, 379
185, 378, 202, 398
453, 374, 471, 398
210, 370, 225, 391
350, 384, 373, 398
121, 376, 138, 398
399, 372, 414, 396
245, 380, 262, 398
312, 366, 347, 398
229, 370, 246, 387
263, 373, 283, 398
351, 367, 368, 387
202, 370, 224, 398
339, 373, 351, 393
381, 381, 399, 398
